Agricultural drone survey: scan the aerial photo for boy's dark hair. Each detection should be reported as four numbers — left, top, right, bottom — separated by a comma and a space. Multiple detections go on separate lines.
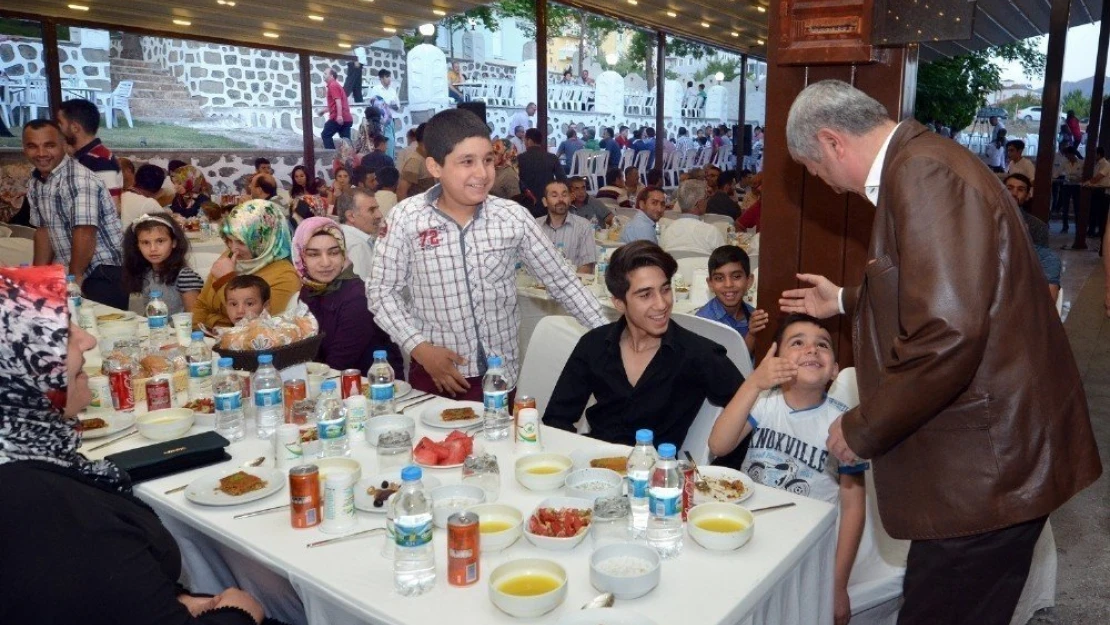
372, 134, 388, 147
353, 164, 374, 185
254, 157, 270, 170
226, 274, 271, 303
377, 69, 391, 79
254, 173, 277, 197
773, 313, 835, 358
636, 185, 664, 207
23, 118, 63, 134
646, 169, 663, 186
134, 164, 166, 194
167, 159, 187, 173
606, 240, 677, 301
544, 179, 569, 195
624, 165, 638, 178
376, 166, 400, 188
525, 128, 544, 145
605, 168, 623, 186
1004, 173, 1032, 191
414, 123, 426, 143
1006, 139, 1026, 153
423, 108, 492, 165
57, 99, 101, 134
678, 127, 688, 136
122, 211, 191, 294
566, 129, 577, 139
717, 170, 737, 189
568, 176, 586, 187
645, 127, 655, 138
707, 245, 751, 276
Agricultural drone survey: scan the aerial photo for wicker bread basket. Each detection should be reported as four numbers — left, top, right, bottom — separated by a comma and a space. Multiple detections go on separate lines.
214, 332, 325, 372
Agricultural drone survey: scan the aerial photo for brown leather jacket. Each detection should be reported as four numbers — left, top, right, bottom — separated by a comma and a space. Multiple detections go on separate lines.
842, 121, 1102, 540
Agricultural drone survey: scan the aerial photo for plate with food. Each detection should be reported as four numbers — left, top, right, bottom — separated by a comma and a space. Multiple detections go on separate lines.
184, 467, 285, 506
355, 471, 442, 513
569, 445, 633, 475
78, 412, 136, 439
95, 310, 137, 324
182, 398, 215, 415
692, 465, 755, 504
413, 430, 475, 469
419, 400, 483, 430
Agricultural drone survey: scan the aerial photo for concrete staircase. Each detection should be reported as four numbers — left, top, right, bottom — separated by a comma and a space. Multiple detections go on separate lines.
108, 57, 207, 123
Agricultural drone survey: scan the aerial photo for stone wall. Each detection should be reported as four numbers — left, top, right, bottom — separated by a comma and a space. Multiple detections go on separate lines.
0, 29, 112, 93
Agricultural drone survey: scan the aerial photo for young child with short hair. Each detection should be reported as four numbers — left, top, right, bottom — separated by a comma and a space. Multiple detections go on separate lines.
368, 108, 607, 400
224, 274, 270, 325
708, 313, 866, 625
696, 245, 768, 353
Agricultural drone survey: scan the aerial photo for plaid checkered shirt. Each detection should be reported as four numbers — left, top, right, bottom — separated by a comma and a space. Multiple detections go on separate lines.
27, 155, 123, 276
368, 185, 607, 382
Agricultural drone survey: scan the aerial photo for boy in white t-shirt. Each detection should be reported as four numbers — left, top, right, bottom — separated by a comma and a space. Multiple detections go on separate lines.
709, 313, 866, 625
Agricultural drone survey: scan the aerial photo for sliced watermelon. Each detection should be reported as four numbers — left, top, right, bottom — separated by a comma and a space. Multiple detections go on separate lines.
413, 445, 439, 465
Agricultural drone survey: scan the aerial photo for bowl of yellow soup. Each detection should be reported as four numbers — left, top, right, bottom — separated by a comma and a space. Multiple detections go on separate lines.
687, 502, 755, 551
515, 453, 573, 491
469, 503, 524, 552
136, 408, 194, 441
488, 558, 568, 618
589, 542, 661, 599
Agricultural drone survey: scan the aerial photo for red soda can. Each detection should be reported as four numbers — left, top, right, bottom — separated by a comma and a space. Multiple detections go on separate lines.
283, 379, 307, 423
145, 376, 173, 411
447, 511, 480, 586
108, 363, 135, 412
289, 464, 321, 528
340, 369, 362, 399
677, 459, 695, 521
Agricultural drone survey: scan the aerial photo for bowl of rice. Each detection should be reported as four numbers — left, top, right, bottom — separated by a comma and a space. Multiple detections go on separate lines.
589, 542, 661, 599
563, 468, 624, 501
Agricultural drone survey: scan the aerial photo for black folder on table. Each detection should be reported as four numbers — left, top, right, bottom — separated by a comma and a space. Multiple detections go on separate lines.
106, 431, 231, 483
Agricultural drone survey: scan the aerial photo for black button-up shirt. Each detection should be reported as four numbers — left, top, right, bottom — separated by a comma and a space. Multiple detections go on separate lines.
543, 317, 744, 449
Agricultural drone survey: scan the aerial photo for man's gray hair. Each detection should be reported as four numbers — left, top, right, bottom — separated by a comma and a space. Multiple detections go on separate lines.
675, 179, 707, 213
335, 188, 374, 224
786, 80, 889, 162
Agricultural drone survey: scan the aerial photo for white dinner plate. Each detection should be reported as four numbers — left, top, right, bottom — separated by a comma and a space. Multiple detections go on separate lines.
393, 380, 413, 399
184, 467, 285, 506
306, 362, 340, 379
557, 609, 659, 625
418, 400, 483, 430
79, 412, 136, 440
354, 471, 442, 513
94, 309, 137, 324
569, 444, 633, 474
414, 458, 466, 470
692, 465, 755, 504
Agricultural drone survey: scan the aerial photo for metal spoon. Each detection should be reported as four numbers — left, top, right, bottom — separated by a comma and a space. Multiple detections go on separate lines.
164, 456, 267, 495
581, 593, 615, 609
683, 450, 708, 490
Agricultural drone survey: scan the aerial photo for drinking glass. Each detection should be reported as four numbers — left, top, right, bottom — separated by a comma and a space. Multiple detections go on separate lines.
377, 429, 413, 472
591, 496, 632, 550
462, 453, 501, 502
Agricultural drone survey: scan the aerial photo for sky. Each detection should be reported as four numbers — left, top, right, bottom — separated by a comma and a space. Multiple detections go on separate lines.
997, 22, 1107, 87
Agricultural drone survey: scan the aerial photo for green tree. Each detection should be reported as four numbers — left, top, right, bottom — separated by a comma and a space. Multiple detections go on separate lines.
1061, 89, 1091, 118
694, 56, 743, 82
620, 32, 715, 84
915, 39, 1046, 131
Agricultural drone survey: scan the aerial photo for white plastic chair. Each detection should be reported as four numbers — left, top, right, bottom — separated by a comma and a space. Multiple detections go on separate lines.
614, 207, 639, 221
701, 213, 733, 225
99, 80, 134, 129
517, 315, 589, 417
670, 312, 753, 377
632, 151, 650, 183
189, 252, 223, 281
668, 249, 710, 260
568, 149, 592, 178
587, 150, 609, 193
679, 399, 722, 465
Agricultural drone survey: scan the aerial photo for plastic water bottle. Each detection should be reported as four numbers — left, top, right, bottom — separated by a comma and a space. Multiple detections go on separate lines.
391, 465, 436, 596
253, 354, 283, 439
315, 380, 349, 457
368, 350, 396, 417
595, 260, 609, 298
65, 274, 82, 321
482, 356, 511, 441
186, 331, 213, 402
626, 429, 657, 538
213, 357, 245, 441
647, 443, 684, 558
199, 213, 211, 237
146, 290, 173, 349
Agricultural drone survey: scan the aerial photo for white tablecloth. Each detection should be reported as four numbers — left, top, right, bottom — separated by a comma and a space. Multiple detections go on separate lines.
81, 400, 836, 625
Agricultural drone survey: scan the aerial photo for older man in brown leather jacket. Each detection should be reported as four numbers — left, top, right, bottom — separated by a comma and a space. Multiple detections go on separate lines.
780, 80, 1101, 625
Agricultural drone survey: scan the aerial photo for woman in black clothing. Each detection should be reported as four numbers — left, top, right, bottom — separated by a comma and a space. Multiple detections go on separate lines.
0, 265, 268, 625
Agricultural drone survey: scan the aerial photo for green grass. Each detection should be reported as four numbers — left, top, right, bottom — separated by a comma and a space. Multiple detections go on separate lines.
1, 121, 252, 149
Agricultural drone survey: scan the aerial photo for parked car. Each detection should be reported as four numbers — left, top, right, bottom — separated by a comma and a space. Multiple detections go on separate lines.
976, 106, 1008, 120
1016, 106, 1066, 123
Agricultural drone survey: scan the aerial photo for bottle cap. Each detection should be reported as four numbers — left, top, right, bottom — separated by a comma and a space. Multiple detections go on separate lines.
373, 350, 387, 359
401, 466, 422, 481
258, 354, 273, 364
635, 429, 653, 443
487, 355, 503, 368
66, 274, 75, 281
191, 331, 204, 340
218, 357, 233, 367
321, 380, 337, 391
150, 290, 162, 298
658, 443, 676, 459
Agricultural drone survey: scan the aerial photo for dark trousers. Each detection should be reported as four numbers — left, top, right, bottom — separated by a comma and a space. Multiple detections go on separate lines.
82, 265, 129, 310
898, 515, 1047, 625
1088, 190, 1110, 238
321, 121, 352, 149
408, 360, 516, 404
1057, 183, 1078, 230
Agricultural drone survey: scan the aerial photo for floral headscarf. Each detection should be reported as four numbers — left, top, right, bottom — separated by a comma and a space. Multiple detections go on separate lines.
171, 165, 210, 201
292, 216, 356, 297
333, 139, 359, 175
493, 139, 518, 170
299, 194, 330, 217
0, 265, 130, 493
220, 199, 293, 275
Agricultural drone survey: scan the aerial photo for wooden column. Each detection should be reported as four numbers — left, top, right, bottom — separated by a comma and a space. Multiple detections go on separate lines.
756, 9, 917, 364
536, 0, 549, 140
1033, 0, 1072, 229
1076, 0, 1110, 242
655, 31, 665, 170
42, 18, 63, 117
739, 54, 748, 129
299, 54, 316, 183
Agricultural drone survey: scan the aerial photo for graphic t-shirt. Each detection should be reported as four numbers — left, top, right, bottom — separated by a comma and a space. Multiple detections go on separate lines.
741, 388, 868, 506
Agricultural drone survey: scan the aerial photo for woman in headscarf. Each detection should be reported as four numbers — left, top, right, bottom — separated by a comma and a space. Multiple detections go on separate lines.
192, 199, 301, 329
292, 217, 403, 376
0, 265, 269, 625
170, 165, 213, 219
489, 138, 521, 200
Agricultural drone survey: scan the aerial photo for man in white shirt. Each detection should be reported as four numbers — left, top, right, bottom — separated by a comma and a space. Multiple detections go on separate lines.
536, 180, 596, 274
660, 179, 726, 255
120, 164, 166, 229
510, 125, 527, 155
508, 103, 536, 139
335, 187, 381, 280
1004, 139, 1035, 182
370, 69, 401, 158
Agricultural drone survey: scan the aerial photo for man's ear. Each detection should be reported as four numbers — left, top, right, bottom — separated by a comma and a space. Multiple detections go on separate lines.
815, 128, 844, 161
